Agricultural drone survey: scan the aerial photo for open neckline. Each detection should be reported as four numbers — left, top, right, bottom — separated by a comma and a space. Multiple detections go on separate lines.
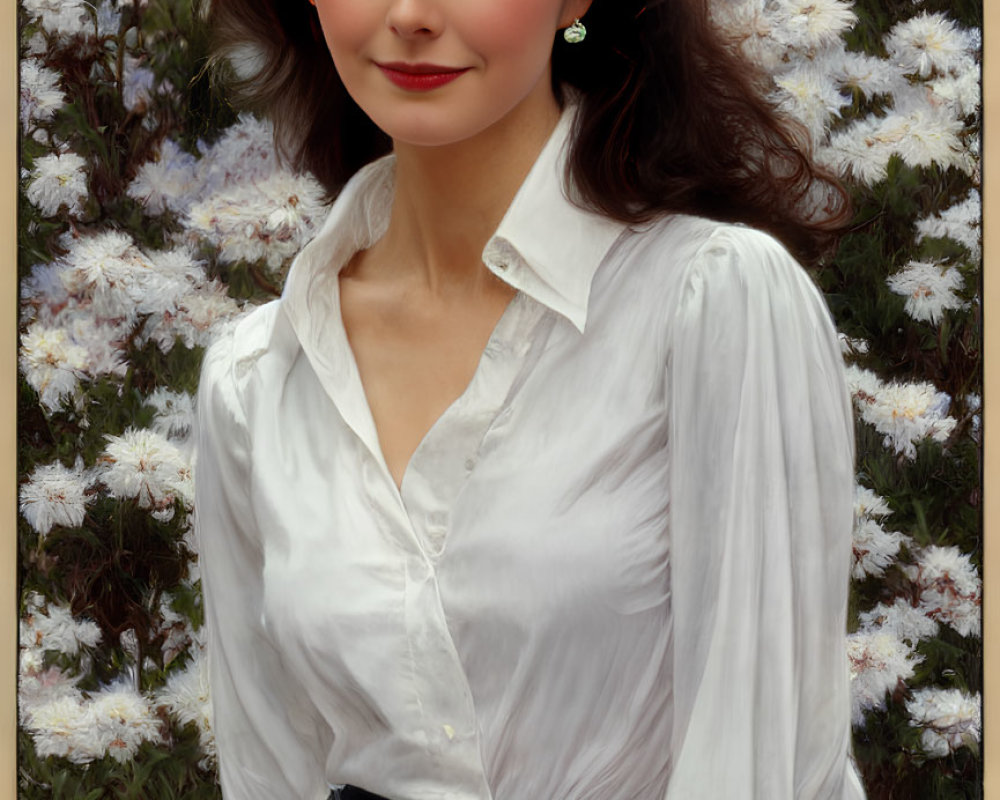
336, 279, 527, 498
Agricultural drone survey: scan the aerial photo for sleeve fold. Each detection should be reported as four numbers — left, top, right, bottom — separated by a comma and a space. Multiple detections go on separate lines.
665, 228, 866, 799
195, 330, 330, 800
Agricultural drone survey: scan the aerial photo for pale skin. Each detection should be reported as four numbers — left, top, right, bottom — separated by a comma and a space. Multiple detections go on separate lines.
315, 0, 592, 489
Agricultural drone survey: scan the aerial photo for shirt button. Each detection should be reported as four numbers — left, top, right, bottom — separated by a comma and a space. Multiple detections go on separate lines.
496, 262, 508, 271
464, 457, 476, 471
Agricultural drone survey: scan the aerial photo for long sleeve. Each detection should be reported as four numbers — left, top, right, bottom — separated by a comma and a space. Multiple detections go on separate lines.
665, 227, 867, 799
194, 325, 330, 800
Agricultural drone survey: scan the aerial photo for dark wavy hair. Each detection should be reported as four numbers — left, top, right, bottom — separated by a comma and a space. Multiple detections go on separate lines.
206, 0, 850, 265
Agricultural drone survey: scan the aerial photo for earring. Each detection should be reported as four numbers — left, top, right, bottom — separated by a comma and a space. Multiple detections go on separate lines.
563, 18, 586, 44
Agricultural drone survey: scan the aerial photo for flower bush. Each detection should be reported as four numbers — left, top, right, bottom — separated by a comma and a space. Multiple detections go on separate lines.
17, 0, 981, 797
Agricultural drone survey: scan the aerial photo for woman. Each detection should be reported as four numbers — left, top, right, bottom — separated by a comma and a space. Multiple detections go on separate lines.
195, 0, 867, 797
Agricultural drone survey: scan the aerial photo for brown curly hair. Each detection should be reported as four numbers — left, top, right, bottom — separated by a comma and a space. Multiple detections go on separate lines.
206, 0, 850, 265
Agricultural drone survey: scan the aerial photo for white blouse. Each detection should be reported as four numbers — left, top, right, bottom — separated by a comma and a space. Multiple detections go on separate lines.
195, 107, 867, 800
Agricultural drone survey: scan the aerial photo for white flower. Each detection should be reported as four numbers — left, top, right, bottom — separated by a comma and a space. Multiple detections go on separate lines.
772, 65, 848, 143
929, 69, 981, 117
146, 388, 195, 440
22, 0, 91, 37
21, 594, 102, 656
858, 598, 939, 645
838, 334, 869, 357
18, 665, 82, 726
20, 59, 66, 131
915, 190, 981, 259
19, 458, 91, 536
87, 682, 163, 763
851, 488, 910, 579
844, 367, 957, 458
155, 652, 215, 766
25, 152, 88, 218
19, 322, 88, 412
885, 12, 976, 78
767, 0, 857, 51
852, 517, 908, 580
820, 101, 969, 184
906, 545, 981, 637
854, 485, 892, 520
101, 428, 194, 514
847, 628, 922, 726
22, 694, 94, 762
887, 260, 966, 324
122, 56, 156, 113
185, 170, 329, 268
127, 139, 201, 215
906, 687, 981, 757
140, 283, 243, 353
824, 51, 905, 97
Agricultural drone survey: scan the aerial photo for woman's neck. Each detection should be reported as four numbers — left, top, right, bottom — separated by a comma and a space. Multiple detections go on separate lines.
367, 87, 562, 295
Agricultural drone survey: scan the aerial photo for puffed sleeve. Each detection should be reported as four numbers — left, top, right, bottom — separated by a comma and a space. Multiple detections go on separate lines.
665, 227, 867, 799
194, 325, 330, 800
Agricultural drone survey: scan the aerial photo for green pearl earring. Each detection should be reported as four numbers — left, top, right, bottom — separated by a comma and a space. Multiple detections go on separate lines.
563, 18, 586, 44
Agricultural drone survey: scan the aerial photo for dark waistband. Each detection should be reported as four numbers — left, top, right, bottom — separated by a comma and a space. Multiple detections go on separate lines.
330, 786, 392, 800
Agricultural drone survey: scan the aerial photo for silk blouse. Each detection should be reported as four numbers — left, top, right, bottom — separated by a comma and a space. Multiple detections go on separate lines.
194, 107, 867, 800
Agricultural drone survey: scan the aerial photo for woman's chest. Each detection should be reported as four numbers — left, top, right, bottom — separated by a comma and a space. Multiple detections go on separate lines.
244, 305, 674, 652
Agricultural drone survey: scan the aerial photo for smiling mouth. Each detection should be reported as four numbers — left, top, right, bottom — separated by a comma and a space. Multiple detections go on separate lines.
376, 62, 471, 91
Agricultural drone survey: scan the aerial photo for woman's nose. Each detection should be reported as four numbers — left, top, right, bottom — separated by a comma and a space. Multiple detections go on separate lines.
385, 0, 443, 40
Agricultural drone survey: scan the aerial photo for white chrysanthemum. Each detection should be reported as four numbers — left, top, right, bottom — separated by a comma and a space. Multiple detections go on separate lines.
156, 653, 216, 766
838, 334, 869, 357
19, 458, 91, 536
54, 311, 130, 381
20, 59, 66, 131
122, 56, 156, 113
59, 230, 151, 320
854, 485, 892, 520
185, 169, 329, 268
26, 152, 88, 218
885, 12, 976, 78
889, 103, 969, 173
18, 665, 83, 726
197, 114, 280, 192
906, 687, 981, 758
19, 323, 88, 412
101, 428, 194, 514
127, 139, 201, 215
87, 683, 163, 763
140, 283, 244, 353
819, 115, 894, 185
824, 50, 905, 97
929, 69, 981, 118
21, 0, 91, 37
820, 102, 969, 185
21, 594, 102, 656
768, 0, 857, 50
712, 2, 786, 72
772, 65, 848, 142
146, 388, 195, 441
852, 517, 908, 580
844, 367, 957, 459
23, 694, 94, 763
858, 597, 939, 645
847, 629, 922, 726
915, 190, 981, 259
887, 260, 966, 324
906, 545, 981, 637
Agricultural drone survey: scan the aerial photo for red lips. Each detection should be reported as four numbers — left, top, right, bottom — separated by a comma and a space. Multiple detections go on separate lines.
376, 62, 470, 91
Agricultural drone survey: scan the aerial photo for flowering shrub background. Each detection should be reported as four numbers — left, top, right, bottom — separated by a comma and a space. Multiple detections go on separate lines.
17, 0, 981, 797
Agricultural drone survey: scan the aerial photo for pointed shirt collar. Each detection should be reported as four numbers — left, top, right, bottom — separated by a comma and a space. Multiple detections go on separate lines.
282, 103, 629, 334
